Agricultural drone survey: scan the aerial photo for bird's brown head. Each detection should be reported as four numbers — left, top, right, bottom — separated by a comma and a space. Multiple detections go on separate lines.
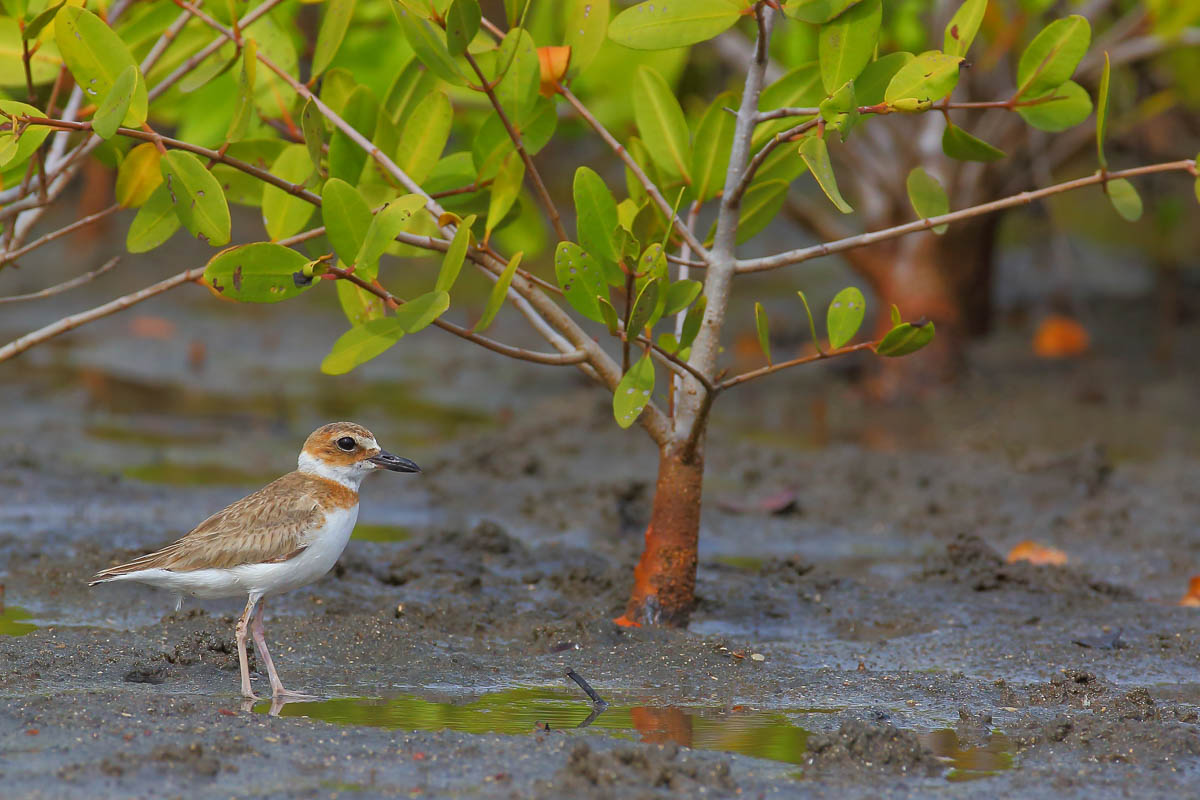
298, 422, 420, 485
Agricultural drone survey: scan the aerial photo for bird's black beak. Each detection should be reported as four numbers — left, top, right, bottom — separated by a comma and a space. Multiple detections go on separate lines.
368, 450, 421, 473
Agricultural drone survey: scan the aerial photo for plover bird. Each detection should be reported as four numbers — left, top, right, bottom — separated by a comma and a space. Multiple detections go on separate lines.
90, 422, 419, 699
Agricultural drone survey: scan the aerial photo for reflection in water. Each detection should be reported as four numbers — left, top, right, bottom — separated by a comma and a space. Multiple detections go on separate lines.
253, 688, 819, 766
921, 729, 1015, 781
350, 523, 413, 543
0, 604, 37, 636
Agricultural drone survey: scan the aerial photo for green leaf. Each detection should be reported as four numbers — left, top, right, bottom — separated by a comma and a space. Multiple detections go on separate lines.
736, 179, 789, 244
785, 0, 863, 24
493, 27, 539, 124
608, 0, 743, 51
943, 0, 986, 58
691, 91, 737, 203
876, 320, 935, 357
755, 63, 823, 149
22, 1, 65, 41
394, 289, 451, 333
355, 194, 428, 280
445, 0, 481, 56
396, 90, 452, 185
115, 142, 162, 208
1105, 178, 1142, 222
633, 65, 692, 183
322, 318, 406, 375
755, 301, 771, 364
0, 100, 49, 169
564, 0, 608, 76
819, 79, 858, 137
798, 136, 852, 213
628, 278, 661, 333
485, 152, 524, 241
885, 51, 963, 104
226, 38, 258, 143
436, 216, 475, 293
92, 65, 137, 140
573, 166, 621, 279
328, 84, 378, 182
796, 290, 820, 348
1096, 51, 1110, 168
261, 145, 315, 241
826, 286, 865, 348
203, 242, 311, 303
313, 0, 356, 77
322, 178, 373, 264
554, 241, 608, 323
663, 280, 702, 315
612, 353, 655, 429
126, 182, 181, 253
1016, 15, 1090, 100
55, 6, 147, 127
942, 123, 1005, 162
475, 251, 522, 332
160, 150, 231, 246
890, 304, 902, 326
1016, 81, 1092, 132
854, 51, 912, 106
680, 295, 706, 349
337, 278, 386, 326
818, 0, 881, 94
395, 6, 466, 85
598, 295, 621, 335
906, 167, 949, 234
300, 98, 325, 173
385, 59, 439, 125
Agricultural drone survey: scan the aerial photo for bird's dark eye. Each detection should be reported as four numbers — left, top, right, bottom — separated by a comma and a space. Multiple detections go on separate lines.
336, 436, 356, 452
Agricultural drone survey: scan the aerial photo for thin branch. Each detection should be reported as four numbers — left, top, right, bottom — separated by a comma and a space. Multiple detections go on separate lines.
0, 204, 120, 268
736, 159, 1199, 274
755, 95, 1063, 123
558, 84, 713, 265
0, 267, 205, 364
462, 50, 568, 242
732, 117, 819, 207
718, 341, 878, 391
0, 256, 119, 305
324, 264, 588, 366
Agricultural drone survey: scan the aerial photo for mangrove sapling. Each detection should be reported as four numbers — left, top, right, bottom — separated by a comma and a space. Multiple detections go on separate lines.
1, 0, 1196, 626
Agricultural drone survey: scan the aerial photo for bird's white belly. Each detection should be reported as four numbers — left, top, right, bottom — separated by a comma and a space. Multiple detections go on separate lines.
117, 505, 359, 600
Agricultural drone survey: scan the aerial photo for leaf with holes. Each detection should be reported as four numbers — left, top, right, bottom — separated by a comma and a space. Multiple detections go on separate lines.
876, 321, 935, 357
942, 123, 1005, 162
613, 354, 655, 429
1106, 178, 1142, 221
609, 0, 743, 51
203, 242, 311, 303
564, 0, 608, 76
555, 241, 608, 324
818, 0, 880, 94
262, 145, 315, 241
437, 216, 476, 293
356, 194, 427, 281
885, 51, 963, 104
55, 5, 147, 127
906, 167, 949, 234
126, 182, 181, 253
798, 136, 852, 214
633, 65, 692, 184
92, 64, 137, 140
475, 251, 522, 332
1016, 15, 1090, 99
628, 278, 661, 334
755, 302, 771, 364
943, 0, 986, 58
160, 150, 230, 246
826, 286, 865, 348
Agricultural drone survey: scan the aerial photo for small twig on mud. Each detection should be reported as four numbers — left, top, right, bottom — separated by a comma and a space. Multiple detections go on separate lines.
565, 668, 609, 709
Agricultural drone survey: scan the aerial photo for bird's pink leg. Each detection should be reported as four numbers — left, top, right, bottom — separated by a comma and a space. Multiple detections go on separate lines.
236, 595, 259, 700
251, 598, 315, 699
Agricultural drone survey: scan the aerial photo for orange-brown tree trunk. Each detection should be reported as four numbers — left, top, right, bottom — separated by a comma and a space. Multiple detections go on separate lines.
617, 446, 705, 627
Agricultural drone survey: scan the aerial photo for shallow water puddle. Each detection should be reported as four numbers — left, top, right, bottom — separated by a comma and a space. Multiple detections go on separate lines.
0, 605, 37, 636
351, 523, 413, 543
254, 688, 1014, 779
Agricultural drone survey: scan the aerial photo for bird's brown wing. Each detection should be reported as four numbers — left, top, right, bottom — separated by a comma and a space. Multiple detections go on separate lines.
91, 473, 331, 580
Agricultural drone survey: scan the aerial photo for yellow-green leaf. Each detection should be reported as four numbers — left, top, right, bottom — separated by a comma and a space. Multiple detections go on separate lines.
114, 142, 162, 208
755, 301, 771, 364
328, 84, 378, 182
161, 150, 231, 246
1016, 80, 1092, 132
1096, 52, 1110, 168
261, 144, 315, 241
564, 0, 608, 76
885, 51, 963, 104
692, 90, 737, 203
798, 136, 852, 214
322, 178, 373, 264
633, 65, 692, 184
394, 289, 450, 333
126, 182, 180, 253
203, 242, 311, 303
322, 318, 406, 375
312, 0, 356, 77
1016, 15, 1090, 100
92, 64, 137, 140
395, 5, 466, 85
826, 286, 865, 348
226, 38, 258, 143
785, 0, 864, 24
336, 278, 386, 326
485, 152, 523, 240
436, 216, 475, 293
1105, 178, 1142, 222
876, 320, 935, 357
613, 353, 655, 428
444, 0, 480, 56
55, 5, 146, 127
396, 90, 452, 185
628, 278, 660, 333
555, 240, 608, 323
573, 165, 621, 279
906, 166, 949, 234
736, 178, 789, 244
355, 193, 428, 281
609, 0, 742, 51
0, 99, 50, 169
943, 0, 986, 58
942, 123, 1005, 162
818, 0, 881, 94
475, 251, 522, 332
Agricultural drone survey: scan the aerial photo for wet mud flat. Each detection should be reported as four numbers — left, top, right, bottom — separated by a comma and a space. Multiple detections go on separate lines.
4, 288, 1200, 797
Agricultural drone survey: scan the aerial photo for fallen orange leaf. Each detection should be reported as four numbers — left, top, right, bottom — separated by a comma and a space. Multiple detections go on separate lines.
1032, 314, 1089, 359
613, 614, 642, 629
1179, 576, 1200, 607
537, 46, 570, 97
1006, 540, 1068, 566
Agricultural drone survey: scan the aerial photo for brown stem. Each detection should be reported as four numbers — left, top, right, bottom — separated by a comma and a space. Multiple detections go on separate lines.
0, 204, 120, 269
718, 341, 879, 391
0, 256, 119, 304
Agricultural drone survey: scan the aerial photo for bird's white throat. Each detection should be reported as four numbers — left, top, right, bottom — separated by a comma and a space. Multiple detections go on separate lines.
297, 450, 369, 490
